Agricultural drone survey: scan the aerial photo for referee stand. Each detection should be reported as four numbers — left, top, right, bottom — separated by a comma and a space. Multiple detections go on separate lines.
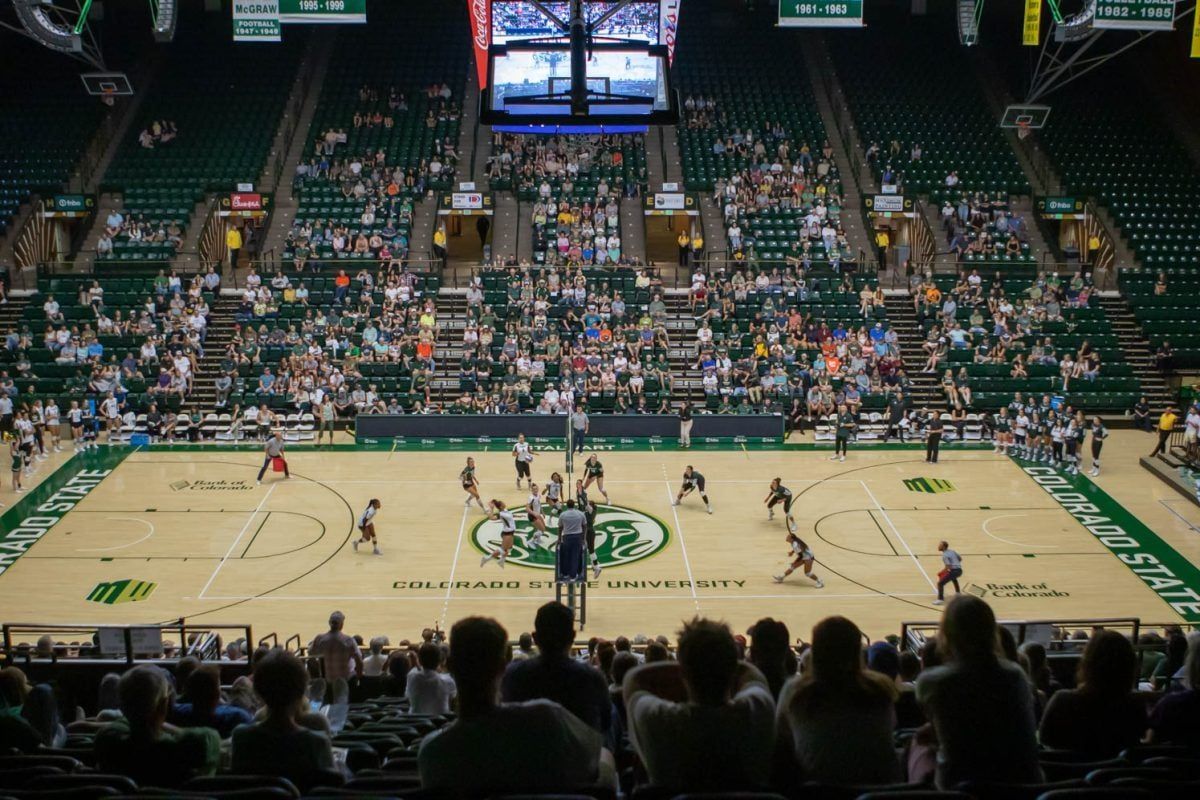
557, 419, 586, 627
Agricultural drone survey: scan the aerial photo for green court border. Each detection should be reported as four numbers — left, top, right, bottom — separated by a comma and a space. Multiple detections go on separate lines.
1, 446, 1195, 625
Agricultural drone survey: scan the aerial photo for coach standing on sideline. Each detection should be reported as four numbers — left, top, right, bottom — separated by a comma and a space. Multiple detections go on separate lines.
256, 430, 290, 484
571, 405, 589, 454
1149, 405, 1178, 459
933, 541, 963, 605
925, 412, 944, 464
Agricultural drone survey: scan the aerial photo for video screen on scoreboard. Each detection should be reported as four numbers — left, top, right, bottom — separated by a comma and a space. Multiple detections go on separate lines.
491, 0, 660, 44
490, 47, 669, 117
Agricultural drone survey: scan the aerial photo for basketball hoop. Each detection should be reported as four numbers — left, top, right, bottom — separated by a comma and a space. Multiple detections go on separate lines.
100, 86, 116, 107
1016, 120, 1031, 141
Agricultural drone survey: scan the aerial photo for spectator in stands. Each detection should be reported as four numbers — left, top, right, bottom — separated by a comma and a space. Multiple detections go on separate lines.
1148, 635, 1200, 747
362, 636, 389, 676
915, 594, 1042, 789
502, 601, 610, 733
623, 617, 775, 790
169, 664, 254, 738
94, 665, 220, 787
406, 641, 456, 714
231, 649, 334, 790
309, 610, 362, 688
747, 617, 791, 699
1038, 629, 1146, 756
776, 616, 900, 786
1133, 396, 1152, 432
418, 616, 611, 792
0, 667, 42, 753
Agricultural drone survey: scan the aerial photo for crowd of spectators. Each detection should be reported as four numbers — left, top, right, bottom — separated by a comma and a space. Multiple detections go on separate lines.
450, 260, 678, 415
684, 97, 853, 266
681, 261, 902, 426
96, 207, 184, 260
936, 188, 1033, 263
136, 119, 178, 150
488, 132, 645, 266
908, 268, 1099, 394
3, 597, 1198, 794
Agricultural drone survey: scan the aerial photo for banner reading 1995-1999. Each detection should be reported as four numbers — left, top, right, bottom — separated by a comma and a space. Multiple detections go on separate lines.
778, 0, 864, 28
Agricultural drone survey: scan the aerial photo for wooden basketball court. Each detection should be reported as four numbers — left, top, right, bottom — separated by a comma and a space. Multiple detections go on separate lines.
2, 433, 1200, 644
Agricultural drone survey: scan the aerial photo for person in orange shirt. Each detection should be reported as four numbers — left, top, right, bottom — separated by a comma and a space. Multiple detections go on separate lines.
334, 270, 351, 304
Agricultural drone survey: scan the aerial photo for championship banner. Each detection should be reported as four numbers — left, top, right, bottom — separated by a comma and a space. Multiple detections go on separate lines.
661, 0, 681, 66
470, 0, 491, 90
232, 0, 281, 42
1023, 0, 1042, 45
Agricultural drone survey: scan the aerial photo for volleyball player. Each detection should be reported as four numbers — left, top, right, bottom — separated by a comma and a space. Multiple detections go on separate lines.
526, 482, 547, 550
480, 499, 516, 568
44, 398, 62, 453
581, 453, 609, 502
353, 498, 382, 555
1013, 410, 1030, 459
543, 472, 565, 517
993, 407, 1011, 455
68, 401, 84, 452
673, 465, 713, 514
576, 478, 601, 579
513, 433, 535, 489
81, 401, 99, 450
9, 435, 23, 493
15, 412, 34, 475
30, 401, 47, 461
460, 457, 486, 511
1088, 416, 1109, 477
773, 532, 824, 587
764, 478, 797, 532
1063, 414, 1081, 475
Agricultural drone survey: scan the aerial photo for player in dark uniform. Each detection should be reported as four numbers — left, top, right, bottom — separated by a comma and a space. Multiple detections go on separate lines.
1088, 416, 1109, 477
773, 532, 824, 587
460, 457, 486, 511
575, 478, 601, 579
80, 402, 98, 450
673, 465, 713, 514
581, 453, 609, 502
764, 477, 797, 532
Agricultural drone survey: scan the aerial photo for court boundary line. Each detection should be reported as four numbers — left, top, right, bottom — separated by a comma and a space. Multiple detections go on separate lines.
440, 505, 470, 628
858, 480, 937, 591
662, 464, 700, 612
195, 591, 935, 603
198, 484, 276, 600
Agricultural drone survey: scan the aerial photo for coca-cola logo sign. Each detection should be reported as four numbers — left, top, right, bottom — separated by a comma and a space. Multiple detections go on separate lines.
469, 0, 490, 89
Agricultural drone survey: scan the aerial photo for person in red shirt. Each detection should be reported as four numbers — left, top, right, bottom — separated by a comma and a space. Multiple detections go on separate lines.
334, 270, 350, 304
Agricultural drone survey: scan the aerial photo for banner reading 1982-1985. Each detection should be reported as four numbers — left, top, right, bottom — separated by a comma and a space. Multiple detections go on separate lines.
1093, 0, 1176, 31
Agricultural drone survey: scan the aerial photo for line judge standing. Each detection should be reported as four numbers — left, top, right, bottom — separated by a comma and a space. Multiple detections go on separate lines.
257, 430, 290, 484
925, 412, 944, 464
679, 403, 693, 449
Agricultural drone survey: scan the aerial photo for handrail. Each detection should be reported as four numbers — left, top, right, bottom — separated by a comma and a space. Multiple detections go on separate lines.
1084, 197, 1124, 290
3, 621, 253, 664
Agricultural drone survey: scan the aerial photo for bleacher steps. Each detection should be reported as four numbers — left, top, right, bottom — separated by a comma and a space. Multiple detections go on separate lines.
1094, 295, 1174, 412
882, 294, 947, 412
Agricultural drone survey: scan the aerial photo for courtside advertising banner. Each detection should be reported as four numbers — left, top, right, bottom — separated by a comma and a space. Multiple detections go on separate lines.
470, 0, 491, 89
661, 0, 682, 65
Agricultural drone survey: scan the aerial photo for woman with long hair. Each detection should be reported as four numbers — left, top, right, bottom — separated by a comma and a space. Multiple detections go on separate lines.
776, 616, 899, 785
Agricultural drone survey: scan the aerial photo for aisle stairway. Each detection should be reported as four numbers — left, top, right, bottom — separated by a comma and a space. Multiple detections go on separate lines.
882, 294, 945, 412
189, 294, 242, 411
1094, 295, 1174, 412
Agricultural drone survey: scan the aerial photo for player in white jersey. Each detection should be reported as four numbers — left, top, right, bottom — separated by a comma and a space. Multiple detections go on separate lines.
29, 401, 47, 461
513, 433, 535, 489
543, 472, 565, 517
773, 532, 824, 587
480, 499, 516, 568
1014, 412, 1030, 458
43, 399, 62, 452
353, 499, 382, 555
525, 483, 547, 550
100, 393, 120, 443
67, 402, 85, 452
15, 412, 35, 475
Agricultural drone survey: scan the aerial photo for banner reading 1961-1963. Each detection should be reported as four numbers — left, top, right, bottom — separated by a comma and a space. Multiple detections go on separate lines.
778, 0, 863, 28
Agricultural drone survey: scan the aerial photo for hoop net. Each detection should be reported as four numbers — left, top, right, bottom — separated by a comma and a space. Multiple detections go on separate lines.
1017, 120, 1031, 141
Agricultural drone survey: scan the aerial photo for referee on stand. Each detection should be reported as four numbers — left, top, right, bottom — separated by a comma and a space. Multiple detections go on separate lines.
556, 500, 588, 582
925, 412, 944, 464
571, 405, 589, 454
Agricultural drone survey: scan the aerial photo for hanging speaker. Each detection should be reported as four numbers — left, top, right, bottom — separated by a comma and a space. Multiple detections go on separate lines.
13, 0, 83, 54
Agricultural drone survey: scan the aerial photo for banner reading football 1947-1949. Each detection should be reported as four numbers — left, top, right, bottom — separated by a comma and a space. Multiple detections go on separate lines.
1093, 0, 1176, 30
233, 0, 281, 42
778, 0, 863, 28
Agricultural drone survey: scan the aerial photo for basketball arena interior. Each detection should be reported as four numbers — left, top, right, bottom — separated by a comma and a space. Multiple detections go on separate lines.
2, 0, 1200, 797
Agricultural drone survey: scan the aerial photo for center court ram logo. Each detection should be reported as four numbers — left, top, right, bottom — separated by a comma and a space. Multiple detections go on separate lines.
469, 504, 670, 569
